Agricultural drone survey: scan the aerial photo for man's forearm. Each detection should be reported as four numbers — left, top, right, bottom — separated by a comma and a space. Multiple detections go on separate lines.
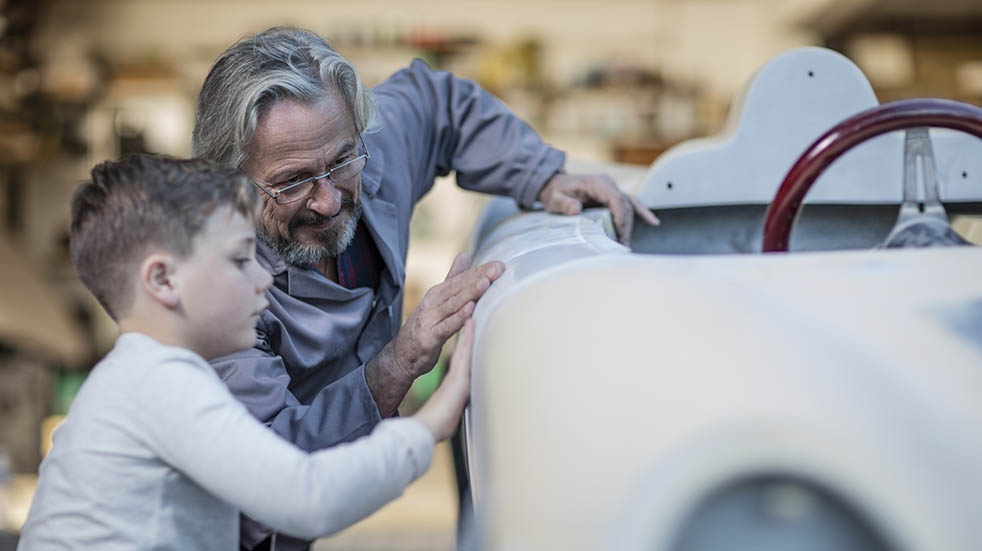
364, 340, 416, 417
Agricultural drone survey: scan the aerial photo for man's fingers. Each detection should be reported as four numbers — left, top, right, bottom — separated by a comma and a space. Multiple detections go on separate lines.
434, 274, 483, 327
545, 192, 582, 216
581, 177, 634, 245
434, 302, 476, 351
547, 175, 662, 243
431, 259, 500, 306
418, 261, 504, 329
444, 252, 471, 281
608, 195, 635, 245
582, 178, 656, 245
630, 194, 660, 226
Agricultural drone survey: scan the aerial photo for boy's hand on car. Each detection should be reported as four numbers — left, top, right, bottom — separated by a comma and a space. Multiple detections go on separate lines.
414, 318, 475, 441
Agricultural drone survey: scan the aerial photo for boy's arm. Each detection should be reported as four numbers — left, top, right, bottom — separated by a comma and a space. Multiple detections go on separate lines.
140, 358, 434, 540
141, 321, 473, 540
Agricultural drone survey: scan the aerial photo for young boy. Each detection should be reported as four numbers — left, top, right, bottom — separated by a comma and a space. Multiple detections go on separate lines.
18, 154, 476, 550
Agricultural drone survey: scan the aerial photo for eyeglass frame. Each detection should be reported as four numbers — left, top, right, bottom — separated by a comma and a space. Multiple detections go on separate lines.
253, 132, 371, 206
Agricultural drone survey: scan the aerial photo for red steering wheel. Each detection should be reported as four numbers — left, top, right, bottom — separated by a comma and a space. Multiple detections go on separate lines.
762, 98, 982, 252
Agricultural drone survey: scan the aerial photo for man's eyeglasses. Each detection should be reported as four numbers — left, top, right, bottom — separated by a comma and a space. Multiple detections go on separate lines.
255, 134, 370, 206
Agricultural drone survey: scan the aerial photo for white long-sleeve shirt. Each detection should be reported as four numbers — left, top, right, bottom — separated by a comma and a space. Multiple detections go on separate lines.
18, 332, 434, 550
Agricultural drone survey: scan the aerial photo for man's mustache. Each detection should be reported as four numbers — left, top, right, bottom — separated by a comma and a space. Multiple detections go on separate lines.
289, 198, 357, 233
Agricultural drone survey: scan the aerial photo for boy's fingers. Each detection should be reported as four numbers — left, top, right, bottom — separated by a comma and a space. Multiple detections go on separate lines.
449, 319, 475, 377
457, 318, 475, 352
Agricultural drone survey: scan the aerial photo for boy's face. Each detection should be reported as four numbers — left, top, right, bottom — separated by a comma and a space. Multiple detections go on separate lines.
176, 207, 272, 359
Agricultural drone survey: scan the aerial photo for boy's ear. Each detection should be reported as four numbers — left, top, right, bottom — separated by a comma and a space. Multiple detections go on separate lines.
138, 253, 180, 309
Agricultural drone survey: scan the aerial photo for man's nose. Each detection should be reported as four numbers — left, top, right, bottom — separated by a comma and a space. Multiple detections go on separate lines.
305, 176, 341, 214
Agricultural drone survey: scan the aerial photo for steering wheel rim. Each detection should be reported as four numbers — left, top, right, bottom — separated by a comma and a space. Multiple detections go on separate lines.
762, 98, 982, 252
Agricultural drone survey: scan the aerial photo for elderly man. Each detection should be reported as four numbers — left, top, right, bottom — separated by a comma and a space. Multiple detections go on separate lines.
192, 27, 657, 550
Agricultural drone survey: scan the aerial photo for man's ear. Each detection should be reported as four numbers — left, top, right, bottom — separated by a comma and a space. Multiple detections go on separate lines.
138, 253, 180, 309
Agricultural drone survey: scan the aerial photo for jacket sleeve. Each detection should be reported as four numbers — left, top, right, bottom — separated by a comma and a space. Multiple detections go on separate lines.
374, 58, 566, 208
210, 341, 382, 453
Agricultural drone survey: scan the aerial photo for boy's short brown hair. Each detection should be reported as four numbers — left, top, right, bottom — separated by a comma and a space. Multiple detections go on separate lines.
70, 154, 258, 320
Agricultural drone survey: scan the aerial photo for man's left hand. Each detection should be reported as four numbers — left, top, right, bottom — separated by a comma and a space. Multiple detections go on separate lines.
538, 172, 660, 245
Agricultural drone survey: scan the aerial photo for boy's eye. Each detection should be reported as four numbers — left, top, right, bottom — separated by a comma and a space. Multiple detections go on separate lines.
233, 258, 250, 268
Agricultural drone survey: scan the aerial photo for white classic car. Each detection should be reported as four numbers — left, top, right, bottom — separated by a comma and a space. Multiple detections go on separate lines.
459, 47, 982, 550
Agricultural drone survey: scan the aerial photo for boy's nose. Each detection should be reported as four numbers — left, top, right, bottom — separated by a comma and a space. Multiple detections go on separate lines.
255, 265, 273, 293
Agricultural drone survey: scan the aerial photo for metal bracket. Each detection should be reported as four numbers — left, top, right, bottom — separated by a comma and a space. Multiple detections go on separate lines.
898, 127, 948, 224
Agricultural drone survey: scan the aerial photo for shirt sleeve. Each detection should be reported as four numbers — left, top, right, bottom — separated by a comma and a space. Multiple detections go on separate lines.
375, 58, 566, 209
136, 357, 435, 540
210, 344, 382, 452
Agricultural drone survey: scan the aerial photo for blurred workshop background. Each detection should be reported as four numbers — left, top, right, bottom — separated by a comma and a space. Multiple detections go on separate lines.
1, 0, 981, 549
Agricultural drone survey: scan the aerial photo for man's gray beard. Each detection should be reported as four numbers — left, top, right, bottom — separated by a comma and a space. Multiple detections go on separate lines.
258, 204, 362, 267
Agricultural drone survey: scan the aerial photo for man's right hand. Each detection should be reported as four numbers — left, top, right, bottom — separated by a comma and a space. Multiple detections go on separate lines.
366, 252, 504, 417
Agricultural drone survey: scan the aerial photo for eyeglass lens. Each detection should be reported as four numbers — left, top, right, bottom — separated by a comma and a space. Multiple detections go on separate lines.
275, 155, 367, 205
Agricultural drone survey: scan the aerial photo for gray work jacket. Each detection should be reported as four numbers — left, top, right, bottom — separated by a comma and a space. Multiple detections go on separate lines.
211, 59, 565, 549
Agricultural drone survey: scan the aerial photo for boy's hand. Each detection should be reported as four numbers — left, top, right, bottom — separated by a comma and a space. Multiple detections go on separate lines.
414, 318, 475, 442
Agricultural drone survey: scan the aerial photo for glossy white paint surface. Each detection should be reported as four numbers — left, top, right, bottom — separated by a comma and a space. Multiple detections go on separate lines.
466, 239, 982, 550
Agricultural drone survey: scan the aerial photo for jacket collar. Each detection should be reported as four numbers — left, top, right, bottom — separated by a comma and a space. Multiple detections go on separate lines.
351, 131, 405, 289
256, 239, 371, 300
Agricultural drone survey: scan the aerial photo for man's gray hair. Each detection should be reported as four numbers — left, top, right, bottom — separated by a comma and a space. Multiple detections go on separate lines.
192, 27, 377, 168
